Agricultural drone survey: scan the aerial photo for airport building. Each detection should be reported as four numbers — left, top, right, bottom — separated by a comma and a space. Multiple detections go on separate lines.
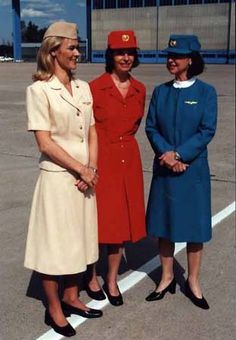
90, 0, 235, 63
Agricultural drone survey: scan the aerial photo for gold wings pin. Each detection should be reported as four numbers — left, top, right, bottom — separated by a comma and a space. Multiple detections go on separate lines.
184, 100, 198, 105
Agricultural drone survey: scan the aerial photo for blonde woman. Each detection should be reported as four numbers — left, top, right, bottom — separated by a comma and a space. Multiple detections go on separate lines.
24, 22, 102, 337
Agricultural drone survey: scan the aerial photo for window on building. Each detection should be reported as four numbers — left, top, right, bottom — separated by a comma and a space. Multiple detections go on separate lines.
93, 0, 104, 9
174, 0, 187, 4
158, 53, 168, 58
143, 53, 156, 58
144, 0, 156, 5
159, 0, 173, 5
203, 0, 218, 3
93, 53, 105, 58
217, 54, 227, 58
118, 0, 130, 7
202, 53, 215, 58
131, 0, 143, 6
105, 0, 117, 7
189, 0, 203, 4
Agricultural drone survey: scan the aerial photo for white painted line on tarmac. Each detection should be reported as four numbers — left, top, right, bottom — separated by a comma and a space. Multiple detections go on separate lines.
36, 201, 235, 340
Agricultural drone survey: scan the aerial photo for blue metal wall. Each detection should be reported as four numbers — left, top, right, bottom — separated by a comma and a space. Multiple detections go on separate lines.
12, 0, 22, 61
92, 50, 236, 64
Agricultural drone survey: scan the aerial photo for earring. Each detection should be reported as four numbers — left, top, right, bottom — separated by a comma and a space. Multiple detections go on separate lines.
189, 61, 192, 66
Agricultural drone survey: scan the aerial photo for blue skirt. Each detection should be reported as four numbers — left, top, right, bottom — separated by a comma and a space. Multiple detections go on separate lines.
146, 157, 212, 243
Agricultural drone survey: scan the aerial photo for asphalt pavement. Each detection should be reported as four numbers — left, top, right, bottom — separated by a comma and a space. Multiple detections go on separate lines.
0, 63, 235, 340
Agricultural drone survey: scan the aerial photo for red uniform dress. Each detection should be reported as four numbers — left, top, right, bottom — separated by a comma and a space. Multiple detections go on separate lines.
90, 72, 146, 244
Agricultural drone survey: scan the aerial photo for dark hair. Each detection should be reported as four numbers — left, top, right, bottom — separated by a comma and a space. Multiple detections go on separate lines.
187, 52, 205, 78
105, 48, 140, 73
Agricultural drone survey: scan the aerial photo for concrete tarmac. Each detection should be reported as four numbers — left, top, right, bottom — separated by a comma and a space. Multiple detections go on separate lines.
0, 63, 235, 340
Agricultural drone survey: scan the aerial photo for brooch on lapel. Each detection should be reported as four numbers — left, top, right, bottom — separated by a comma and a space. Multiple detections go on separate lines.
184, 100, 198, 105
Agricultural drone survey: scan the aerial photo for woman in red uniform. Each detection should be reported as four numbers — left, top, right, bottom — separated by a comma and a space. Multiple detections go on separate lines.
88, 30, 146, 306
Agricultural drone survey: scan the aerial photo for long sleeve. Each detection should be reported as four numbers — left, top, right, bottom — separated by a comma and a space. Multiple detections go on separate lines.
145, 88, 173, 154
176, 86, 217, 162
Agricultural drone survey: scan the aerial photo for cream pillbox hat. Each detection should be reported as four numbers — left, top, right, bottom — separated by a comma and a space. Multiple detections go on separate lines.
43, 21, 78, 40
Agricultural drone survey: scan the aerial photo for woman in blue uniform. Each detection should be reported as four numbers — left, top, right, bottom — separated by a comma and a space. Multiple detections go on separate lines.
145, 35, 217, 309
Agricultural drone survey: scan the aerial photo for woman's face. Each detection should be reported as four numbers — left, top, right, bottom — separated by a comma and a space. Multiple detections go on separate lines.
112, 49, 135, 73
53, 38, 80, 71
167, 53, 191, 80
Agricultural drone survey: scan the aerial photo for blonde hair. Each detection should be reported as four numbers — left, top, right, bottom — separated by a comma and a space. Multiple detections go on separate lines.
33, 36, 64, 81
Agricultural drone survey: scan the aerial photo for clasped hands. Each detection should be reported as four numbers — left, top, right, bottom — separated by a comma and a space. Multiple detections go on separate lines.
75, 165, 98, 192
159, 151, 189, 173
74, 150, 188, 193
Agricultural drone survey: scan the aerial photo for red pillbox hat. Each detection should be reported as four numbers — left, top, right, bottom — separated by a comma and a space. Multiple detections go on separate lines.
107, 30, 138, 49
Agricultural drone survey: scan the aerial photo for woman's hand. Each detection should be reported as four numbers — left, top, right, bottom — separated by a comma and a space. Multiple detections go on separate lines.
75, 179, 89, 192
159, 151, 178, 169
172, 161, 189, 173
159, 151, 189, 172
79, 166, 98, 187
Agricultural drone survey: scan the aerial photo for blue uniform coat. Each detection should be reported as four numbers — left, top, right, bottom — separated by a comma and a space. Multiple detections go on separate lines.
146, 79, 217, 242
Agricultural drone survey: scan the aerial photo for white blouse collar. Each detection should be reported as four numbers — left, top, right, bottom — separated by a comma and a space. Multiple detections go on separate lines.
173, 77, 196, 88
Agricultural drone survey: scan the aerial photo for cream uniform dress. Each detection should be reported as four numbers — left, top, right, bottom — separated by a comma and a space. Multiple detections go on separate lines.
24, 76, 98, 275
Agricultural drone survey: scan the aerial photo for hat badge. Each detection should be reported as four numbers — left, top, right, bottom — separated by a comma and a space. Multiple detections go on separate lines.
122, 34, 130, 42
169, 39, 177, 47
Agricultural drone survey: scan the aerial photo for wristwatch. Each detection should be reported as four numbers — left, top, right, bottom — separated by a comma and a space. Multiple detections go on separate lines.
174, 152, 181, 161
89, 166, 98, 174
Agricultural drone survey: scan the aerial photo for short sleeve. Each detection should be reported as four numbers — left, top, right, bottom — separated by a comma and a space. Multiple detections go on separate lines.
86, 83, 95, 126
90, 108, 95, 126
26, 83, 51, 131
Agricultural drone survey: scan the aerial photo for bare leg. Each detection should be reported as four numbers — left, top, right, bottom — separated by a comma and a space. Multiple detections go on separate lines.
156, 238, 175, 292
187, 242, 203, 298
42, 275, 68, 327
62, 274, 89, 311
106, 244, 123, 296
86, 263, 102, 292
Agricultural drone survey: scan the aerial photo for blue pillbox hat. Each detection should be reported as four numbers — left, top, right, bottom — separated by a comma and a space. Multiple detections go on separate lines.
164, 34, 201, 54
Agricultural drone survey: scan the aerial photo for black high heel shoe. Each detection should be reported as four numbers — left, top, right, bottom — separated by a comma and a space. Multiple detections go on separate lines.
103, 283, 123, 306
185, 280, 209, 310
145, 278, 176, 302
85, 285, 106, 301
61, 301, 103, 318
44, 310, 76, 337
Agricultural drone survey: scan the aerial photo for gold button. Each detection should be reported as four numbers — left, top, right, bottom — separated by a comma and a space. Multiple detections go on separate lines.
81, 138, 84, 143
77, 112, 80, 116
80, 126, 83, 129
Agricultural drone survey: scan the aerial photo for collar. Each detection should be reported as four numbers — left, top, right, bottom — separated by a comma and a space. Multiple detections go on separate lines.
173, 77, 196, 88
47, 75, 63, 89
47, 75, 80, 90
96, 72, 142, 93
47, 76, 83, 111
